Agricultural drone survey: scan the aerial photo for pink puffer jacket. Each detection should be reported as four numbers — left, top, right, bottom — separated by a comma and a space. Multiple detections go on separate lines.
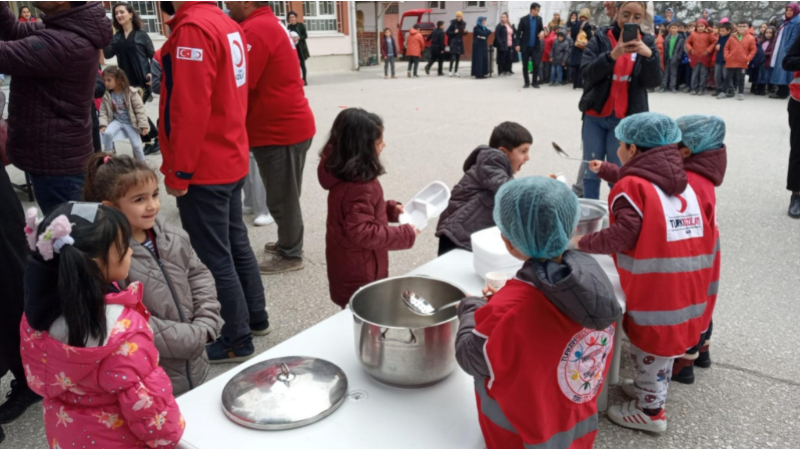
20, 282, 184, 449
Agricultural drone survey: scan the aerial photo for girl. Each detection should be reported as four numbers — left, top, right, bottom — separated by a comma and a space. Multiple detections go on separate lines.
84, 153, 224, 395
317, 108, 418, 308
380, 28, 398, 79
288, 11, 310, 86
756, 26, 777, 95
18, 5, 36, 22
471, 17, 491, 79
100, 66, 149, 161
447, 11, 468, 77
20, 203, 183, 448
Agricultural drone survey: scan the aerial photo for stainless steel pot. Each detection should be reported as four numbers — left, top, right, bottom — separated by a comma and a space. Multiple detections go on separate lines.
574, 199, 609, 236
350, 276, 465, 388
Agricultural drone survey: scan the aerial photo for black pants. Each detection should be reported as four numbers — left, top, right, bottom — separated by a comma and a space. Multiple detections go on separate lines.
723, 68, 746, 95
540, 61, 551, 83
140, 90, 159, 144
496, 49, 512, 74
176, 179, 267, 345
686, 321, 714, 355
572, 64, 583, 89
0, 167, 26, 384
425, 51, 446, 75
91, 108, 101, 152
449, 53, 461, 73
297, 48, 307, 82
521, 46, 541, 86
407, 56, 420, 75
437, 235, 459, 257
789, 99, 800, 192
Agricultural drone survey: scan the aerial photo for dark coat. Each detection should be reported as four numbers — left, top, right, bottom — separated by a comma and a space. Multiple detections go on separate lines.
493, 23, 517, 52
288, 22, 310, 60
471, 25, 491, 77
435, 146, 513, 252
663, 33, 686, 65
318, 149, 416, 308
0, 2, 113, 177
380, 35, 398, 58
570, 20, 593, 66
427, 28, 446, 52
579, 25, 662, 117
446, 19, 468, 55
103, 29, 155, 89
516, 14, 544, 51
0, 166, 26, 382
550, 37, 572, 65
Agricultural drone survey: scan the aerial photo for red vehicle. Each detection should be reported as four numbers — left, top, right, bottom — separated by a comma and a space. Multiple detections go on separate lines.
397, 8, 436, 60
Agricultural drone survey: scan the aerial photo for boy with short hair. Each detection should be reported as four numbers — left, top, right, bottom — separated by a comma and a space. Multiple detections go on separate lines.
435, 122, 532, 255
425, 21, 447, 76
576, 113, 713, 432
550, 29, 571, 86
714, 23, 733, 96
685, 19, 717, 95
661, 22, 685, 93
721, 20, 757, 100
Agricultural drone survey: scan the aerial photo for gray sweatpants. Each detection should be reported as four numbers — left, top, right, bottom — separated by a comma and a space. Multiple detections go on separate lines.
243, 152, 270, 217
661, 61, 680, 90
631, 344, 673, 411
384, 56, 396, 76
252, 138, 314, 258
103, 120, 144, 161
690, 64, 709, 92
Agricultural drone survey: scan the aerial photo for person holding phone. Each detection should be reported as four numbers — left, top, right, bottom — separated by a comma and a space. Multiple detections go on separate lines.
576, 1, 661, 200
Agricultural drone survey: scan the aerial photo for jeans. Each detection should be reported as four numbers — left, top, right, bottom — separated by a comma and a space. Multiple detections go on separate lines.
723, 68, 746, 94
582, 114, 623, 200
714, 64, 726, 92
176, 180, 267, 345
521, 46, 541, 86
690, 64, 709, 92
243, 152, 270, 217
662, 61, 680, 90
252, 138, 314, 258
551, 64, 563, 84
540, 61, 551, 83
29, 174, 85, 216
426, 51, 446, 75
103, 120, 144, 161
407, 56, 420, 75
384, 55, 396, 76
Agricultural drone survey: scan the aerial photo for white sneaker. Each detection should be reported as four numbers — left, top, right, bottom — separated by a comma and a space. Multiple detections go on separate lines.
607, 400, 667, 433
455, 72, 461, 78
738, 93, 745, 101
242, 206, 254, 215
254, 214, 275, 227
448, 71, 454, 77
620, 379, 636, 399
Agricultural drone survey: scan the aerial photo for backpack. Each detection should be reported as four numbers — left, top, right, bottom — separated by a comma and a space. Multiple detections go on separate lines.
575, 22, 589, 50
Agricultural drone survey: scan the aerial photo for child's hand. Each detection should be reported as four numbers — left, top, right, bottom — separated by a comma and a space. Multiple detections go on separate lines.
715, 44, 720, 51
141, 128, 149, 136
99, 126, 106, 133
409, 224, 421, 235
569, 235, 582, 251
589, 160, 603, 173
395, 204, 405, 216
703, 50, 710, 56
482, 285, 499, 298
689, 49, 694, 54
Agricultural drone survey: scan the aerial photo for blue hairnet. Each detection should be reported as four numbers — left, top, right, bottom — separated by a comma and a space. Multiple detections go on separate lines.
493, 177, 580, 260
676, 115, 726, 154
615, 112, 682, 149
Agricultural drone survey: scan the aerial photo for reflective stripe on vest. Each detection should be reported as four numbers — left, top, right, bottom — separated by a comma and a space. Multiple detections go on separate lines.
524, 414, 599, 449
474, 378, 517, 433
707, 280, 719, 296
612, 74, 632, 82
628, 302, 706, 327
791, 71, 800, 101
617, 238, 720, 274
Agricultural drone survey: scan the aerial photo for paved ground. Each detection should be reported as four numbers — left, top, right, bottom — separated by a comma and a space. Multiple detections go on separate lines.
2, 64, 800, 448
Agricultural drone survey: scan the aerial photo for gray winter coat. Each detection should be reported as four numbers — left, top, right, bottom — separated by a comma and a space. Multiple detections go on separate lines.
435, 146, 513, 251
456, 251, 622, 378
126, 217, 223, 395
550, 37, 572, 65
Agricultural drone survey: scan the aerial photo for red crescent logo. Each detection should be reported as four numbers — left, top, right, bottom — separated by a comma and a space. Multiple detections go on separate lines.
179, 48, 192, 58
233, 40, 244, 68
676, 194, 688, 214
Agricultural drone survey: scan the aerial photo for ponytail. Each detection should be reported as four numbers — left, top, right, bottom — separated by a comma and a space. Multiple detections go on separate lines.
83, 152, 158, 203
58, 245, 107, 347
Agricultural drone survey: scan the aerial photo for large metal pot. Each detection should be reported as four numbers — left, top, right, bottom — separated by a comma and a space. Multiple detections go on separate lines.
350, 276, 465, 388
574, 199, 609, 237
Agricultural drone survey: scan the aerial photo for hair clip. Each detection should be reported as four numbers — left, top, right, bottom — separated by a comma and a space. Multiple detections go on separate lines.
104, 155, 113, 164
36, 215, 74, 261
24, 207, 38, 252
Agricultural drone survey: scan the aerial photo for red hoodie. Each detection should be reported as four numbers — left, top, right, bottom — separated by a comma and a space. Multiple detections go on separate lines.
240, 6, 315, 147
541, 31, 556, 62
158, 2, 249, 191
318, 147, 416, 308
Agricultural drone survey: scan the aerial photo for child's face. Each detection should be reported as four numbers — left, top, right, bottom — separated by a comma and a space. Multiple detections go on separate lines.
617, 141, 639, 166
697, 23, 706, 33
669, 25, 678, 35
103, 75, 116, 91
719, 27, 730, 36
766, 29, 774, 39
737, 24, 749, 35
95, 238, 133, 282
110, 178, 160, 236
713, 26, 719, 35
558, 35, 565, 41
375, 135, 385, 156
384, 30, 391, 37
501, 143, 531, 174
688, 25, 695, 32
500, 234, 529, 262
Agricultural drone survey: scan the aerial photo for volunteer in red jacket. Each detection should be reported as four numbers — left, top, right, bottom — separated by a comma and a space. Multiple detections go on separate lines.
225, 1, 316, 275
158, 1, 269, 363
576, 113, 715, 432
457, 177, 621, 449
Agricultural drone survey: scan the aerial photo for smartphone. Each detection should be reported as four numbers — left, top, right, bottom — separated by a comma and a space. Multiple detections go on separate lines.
623, 23, 639, 42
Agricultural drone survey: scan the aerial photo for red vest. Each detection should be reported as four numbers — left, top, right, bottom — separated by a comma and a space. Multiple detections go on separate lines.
586, 30, 636, 119
609, 176, 715, 357
473, 280, 615, 449
790, 71, 800, 102
686, 171, 720, 334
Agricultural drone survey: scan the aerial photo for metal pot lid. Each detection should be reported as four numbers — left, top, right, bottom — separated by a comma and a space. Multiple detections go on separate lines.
221, 356, 348, 431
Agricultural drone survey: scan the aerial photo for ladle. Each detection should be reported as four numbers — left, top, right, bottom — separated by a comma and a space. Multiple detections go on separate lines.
402, 290, 460, 316
552, 142, 591, 164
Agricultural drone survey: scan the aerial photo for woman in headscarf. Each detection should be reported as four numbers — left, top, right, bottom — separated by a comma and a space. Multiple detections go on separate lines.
471, 16, 491, 79
770, 2, 800, 99
447, 11, 468, 77
570, 8, 593, 89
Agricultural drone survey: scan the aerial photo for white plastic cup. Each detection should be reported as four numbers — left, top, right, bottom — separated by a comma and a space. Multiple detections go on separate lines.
485, 272, 509, 291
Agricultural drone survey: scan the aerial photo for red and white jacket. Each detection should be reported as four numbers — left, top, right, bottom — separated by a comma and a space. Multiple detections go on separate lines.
158, 2, 249, 190
586, 29, 636, 119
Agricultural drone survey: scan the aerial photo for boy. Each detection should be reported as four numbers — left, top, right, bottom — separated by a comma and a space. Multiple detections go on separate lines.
671, 115, 727, 384
680, 22, 695, 91
685, 19, 717, 95
457, 177, 622, 449
435, 122, 532, 255
576, 113, 713, 432
425, 21, 447, 76
661, 22, 685, 93
541, 27, 557, 84
714, 23, 733, 96
720, 20, 757, 100
550, 29, 571, 86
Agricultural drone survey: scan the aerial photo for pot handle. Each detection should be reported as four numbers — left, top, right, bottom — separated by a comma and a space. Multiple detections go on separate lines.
379, 328, 417, 345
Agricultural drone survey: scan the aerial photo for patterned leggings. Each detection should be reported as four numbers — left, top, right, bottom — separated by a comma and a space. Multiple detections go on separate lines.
630, 344, 673, 411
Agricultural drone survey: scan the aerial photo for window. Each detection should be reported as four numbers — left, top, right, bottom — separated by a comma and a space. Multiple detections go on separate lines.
269, 1, 288, 23
465, 1, 486, 9
427, 1, 446, 10
303, 1, 339, 33
104, 1, 163, 35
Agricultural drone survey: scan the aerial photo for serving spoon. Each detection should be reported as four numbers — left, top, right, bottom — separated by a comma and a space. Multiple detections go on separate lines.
402, 290, 460, 316
552, 142, 591, 164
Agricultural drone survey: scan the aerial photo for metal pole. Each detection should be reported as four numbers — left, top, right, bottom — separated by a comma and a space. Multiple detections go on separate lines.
351, 1, 359, 70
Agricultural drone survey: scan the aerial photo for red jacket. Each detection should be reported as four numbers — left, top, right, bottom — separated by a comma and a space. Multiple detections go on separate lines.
405, 29, 425, 58
724, 33, 757, 69
318, 148, 416, 307
685, 28, 717, 68
240, 7, 315, 147
158, 2, 249, 190
541, 31, 556, 62
656, 34, 665, 71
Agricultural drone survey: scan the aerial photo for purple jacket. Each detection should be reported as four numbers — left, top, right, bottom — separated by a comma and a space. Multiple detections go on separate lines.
0, 2, 112, 176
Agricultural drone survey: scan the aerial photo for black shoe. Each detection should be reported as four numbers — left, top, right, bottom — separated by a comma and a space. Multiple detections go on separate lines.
425, 66, 430, 75
671, 358, 696, 385
144, 140, 160, 156
508, 71, 515, 75
0, 380, 42, 424
789, 194, 800, 218
304, 80, 308, 86
0, 423, 4, 445
695, 347, 712, 368
143, 143, 153, 154
532, 84, 540, 89
770, 93, 788, 99
251, 319, 273, 337
206, 338, 256, 364
523, 83, 530, 88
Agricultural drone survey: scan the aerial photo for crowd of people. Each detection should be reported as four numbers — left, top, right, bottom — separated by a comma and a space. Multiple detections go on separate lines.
0, 0, 797, 449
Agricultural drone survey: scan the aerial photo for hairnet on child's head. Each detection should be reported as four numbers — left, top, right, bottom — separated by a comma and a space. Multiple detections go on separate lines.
493, 177, 580, 260
615, 112, 682, 149
676, 115, 726, 154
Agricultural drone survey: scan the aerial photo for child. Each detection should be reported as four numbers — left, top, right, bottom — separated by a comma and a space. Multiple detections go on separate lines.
100, 66, 149, 161
755, 27, 777, 95
576, 113, 713, 432
714, 23, 733, 96
425, 21, 447, 76
671, 115, 727, 384
550, 29, 571, 86
686, 19, 717, 95
380, 27, 398, 79
456, 176, 622, 449
405, 24, 425, 78
83, 153, 225, 393
679, 22, 695, 90
20, 203, 184, 448
660, 22, 685, 93
541, 27, 557, 84
318, 108, 418, 308
721, 20, 757, 100
435, 122, 532, 255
